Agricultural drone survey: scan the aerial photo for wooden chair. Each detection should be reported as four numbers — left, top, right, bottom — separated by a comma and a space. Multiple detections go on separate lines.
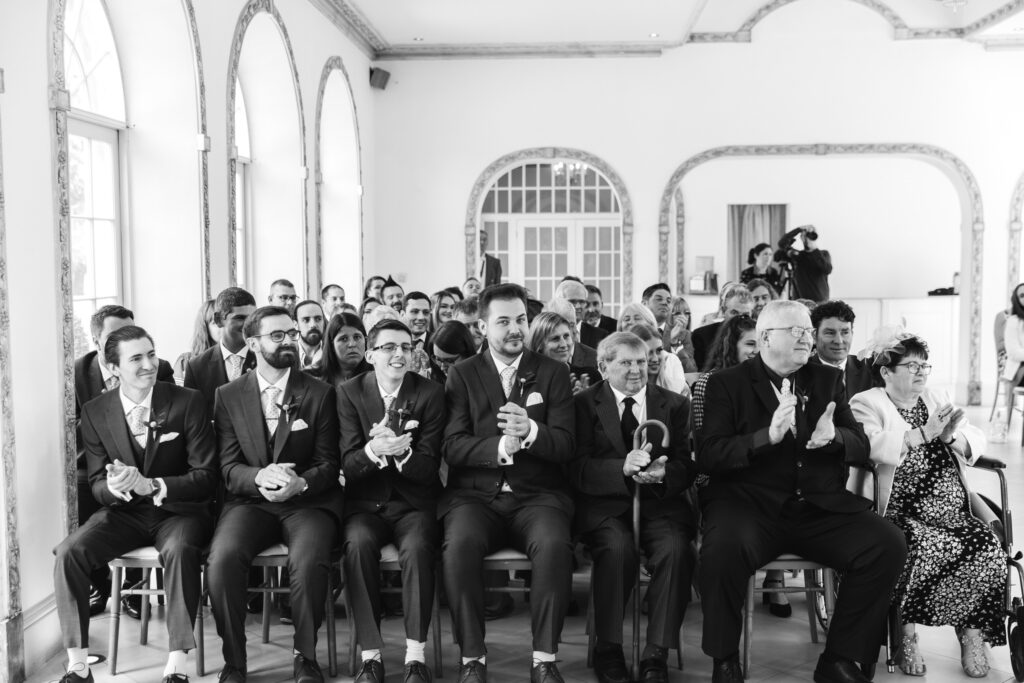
344, 543, 444, 677
108, 546, 203, 675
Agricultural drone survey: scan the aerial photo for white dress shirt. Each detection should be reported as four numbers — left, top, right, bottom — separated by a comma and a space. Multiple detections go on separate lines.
115, 387, 168, 505
363, 381, 414, 472
489, 350, 539, 467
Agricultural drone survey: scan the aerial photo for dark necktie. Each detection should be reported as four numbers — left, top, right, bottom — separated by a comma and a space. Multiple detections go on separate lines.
621, 396, 639, 451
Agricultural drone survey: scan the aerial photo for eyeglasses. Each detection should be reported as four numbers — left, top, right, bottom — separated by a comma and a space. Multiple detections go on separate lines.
372, 343, 414, 354
764, 326, 814, 339
895, 362, 933, 375
251, 329, 300, 343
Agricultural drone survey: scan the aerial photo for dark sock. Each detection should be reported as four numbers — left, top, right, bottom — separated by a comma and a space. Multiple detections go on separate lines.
714, 654, 740, 666
595, 640, 624, 655
641, 644, 667, 662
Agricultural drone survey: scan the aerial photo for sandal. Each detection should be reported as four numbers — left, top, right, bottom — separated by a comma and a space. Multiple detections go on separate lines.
959, 630, 990, 678
898, 632, 926, 676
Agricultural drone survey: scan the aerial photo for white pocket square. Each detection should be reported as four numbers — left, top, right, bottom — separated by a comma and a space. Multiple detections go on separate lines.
158, 432, 180, 443
526, 392, 544, 407
404, 420, 420, 431
291, 419, 308, 431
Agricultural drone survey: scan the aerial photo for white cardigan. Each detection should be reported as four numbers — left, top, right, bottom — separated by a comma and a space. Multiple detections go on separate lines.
849, 387, 986, 517
1004, 314, 1024, 381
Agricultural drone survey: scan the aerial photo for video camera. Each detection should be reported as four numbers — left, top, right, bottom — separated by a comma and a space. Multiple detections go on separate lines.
775, 225, 818, 264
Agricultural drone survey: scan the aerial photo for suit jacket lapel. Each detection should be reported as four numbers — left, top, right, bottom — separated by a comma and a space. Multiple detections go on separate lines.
750, 360, 779, 414
240, 373, 270, 466
272, 371, 307, 463
103, 392, 138, 468
595, 383, 628, 455
510, 351, 539, 405
475, 353, 509, 416
88, 355, 105, 398
644, 384, 667, 453
142, 383, 170, 473
361, 371, 386, 430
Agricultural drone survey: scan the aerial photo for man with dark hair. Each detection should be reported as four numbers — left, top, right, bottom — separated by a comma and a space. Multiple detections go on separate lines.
696, 300, 905, 683
338, 318, 446, 683
585, 285, 618, 335
294, 300, 326, 370
269, 279, 299, 315
402, 291, 432, 347
453, 298, 483, 351
321, 284, 346, 319
380, 276, 405, 313
184, 287, 257, 414
56, 325, 217, 683
691, 287, 755, 371
478, 232, 502, 287
206, 305, 342, 683
441, 283, 576, 683
74, 304, 174, 616
555, 279, 608, 349
641, 283, 674, 349
572, 332, 696, 683
809, 300, 877, 400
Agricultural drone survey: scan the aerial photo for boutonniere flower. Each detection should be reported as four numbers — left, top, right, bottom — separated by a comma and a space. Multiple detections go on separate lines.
276, 398, 301, 421
148, 412, 168, 433
515, 372, 537, 408
397, 401, 418, 432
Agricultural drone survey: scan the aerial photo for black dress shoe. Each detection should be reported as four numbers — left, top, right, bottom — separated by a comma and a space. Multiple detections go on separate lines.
860, 662, 875, 681
87, 587, 108, 617
404, 661, 432, 683
711, 657, 744, 683
246, 594, 263, 615
457, 660, 487, 683
592, 644, 630, 683
58, 668, 93, 683
762, 578, 792, 618
217, 665, 246, 683
354, 659, 384, 683
162, 674, 189, 683
121, 594, 142, 620
294, 654, 324, 683
531, 661, 564, 683
639, 657, 668, 683
813, 653, 870, 683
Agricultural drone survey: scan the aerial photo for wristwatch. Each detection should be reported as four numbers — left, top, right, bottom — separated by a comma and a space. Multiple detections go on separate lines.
140, 478, 159, 498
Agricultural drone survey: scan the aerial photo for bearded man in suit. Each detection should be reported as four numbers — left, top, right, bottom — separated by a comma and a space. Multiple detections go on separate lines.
206, 306, 343, 683
55, 325, 217, 683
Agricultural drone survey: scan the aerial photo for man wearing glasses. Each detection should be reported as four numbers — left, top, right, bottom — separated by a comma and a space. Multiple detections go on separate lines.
206, 306, 343, 683
336, 319, 446, 683
695, 300, 906, 683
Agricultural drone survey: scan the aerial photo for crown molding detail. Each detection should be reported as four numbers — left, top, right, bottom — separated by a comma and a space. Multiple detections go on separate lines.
1008, 170, 1024, 291
306, 0, 385, 58
464, 147, 634, 303
659, 143, 984, 405
378, 42, 668, 60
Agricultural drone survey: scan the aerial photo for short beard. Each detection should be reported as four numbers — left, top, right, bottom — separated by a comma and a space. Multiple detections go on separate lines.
302, 331, 322, 347
263, 346, 296, 369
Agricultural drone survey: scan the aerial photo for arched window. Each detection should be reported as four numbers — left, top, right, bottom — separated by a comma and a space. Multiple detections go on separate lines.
480, 161, 624, 313
234, 79, 252, 290
64, 0, 127, 355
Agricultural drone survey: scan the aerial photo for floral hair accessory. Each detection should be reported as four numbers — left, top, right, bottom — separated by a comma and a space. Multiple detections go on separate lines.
858, 323, 928, 366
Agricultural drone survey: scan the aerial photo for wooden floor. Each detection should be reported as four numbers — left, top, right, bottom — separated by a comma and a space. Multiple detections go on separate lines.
27, 406, 1024, 683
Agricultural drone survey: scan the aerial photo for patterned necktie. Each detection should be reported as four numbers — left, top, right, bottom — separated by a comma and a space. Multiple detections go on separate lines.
262, 386, 282, 435
500, 366, 516, 399
104, 375, 120, 392
127, 404, 148, 448
227, 355, 244, 381
781, 378, 797, 435
621, 396, 639, 450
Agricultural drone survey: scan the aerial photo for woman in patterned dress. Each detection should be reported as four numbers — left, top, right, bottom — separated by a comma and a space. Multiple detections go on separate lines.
850, 333, 1004, 678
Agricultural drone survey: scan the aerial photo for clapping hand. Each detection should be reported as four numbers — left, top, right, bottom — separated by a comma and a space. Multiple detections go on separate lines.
569, 372, 591, 396
367, 418, 412, 457
768, 394, 798, 444
926, 403, 964, 443
806, 402, 836, 450
106, 459, 142, 501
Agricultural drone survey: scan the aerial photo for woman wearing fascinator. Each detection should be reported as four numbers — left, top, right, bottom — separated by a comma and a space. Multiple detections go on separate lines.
849, 329, 1005, 678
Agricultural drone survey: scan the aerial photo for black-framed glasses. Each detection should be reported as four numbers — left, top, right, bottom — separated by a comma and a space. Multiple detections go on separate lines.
764, 326, 814, 339
372, 342, 414, 354
896, 361, 933, 375
251, 329, 299, 343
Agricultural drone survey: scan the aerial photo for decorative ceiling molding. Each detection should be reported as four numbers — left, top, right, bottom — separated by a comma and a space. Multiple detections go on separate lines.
690, 0, 908, 42
377, 42, 668, 60
305, 0, 385, 59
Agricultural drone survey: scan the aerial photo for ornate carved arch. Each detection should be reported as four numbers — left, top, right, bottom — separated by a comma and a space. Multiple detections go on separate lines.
464, 147, 634, 301
1007, 170, 1024, 292
659, 143, 984, 404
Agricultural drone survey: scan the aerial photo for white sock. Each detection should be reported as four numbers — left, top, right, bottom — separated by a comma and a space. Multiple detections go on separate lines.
362, 648, 382, 663
163, 650, 188, 676
67, 649, 89, 678
532, 651, 556, 665
462, 655, 486, 666
405, 639, 426, 664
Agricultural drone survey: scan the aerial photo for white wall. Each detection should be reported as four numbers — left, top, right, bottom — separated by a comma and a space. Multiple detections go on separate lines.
373, 0, 1024, 398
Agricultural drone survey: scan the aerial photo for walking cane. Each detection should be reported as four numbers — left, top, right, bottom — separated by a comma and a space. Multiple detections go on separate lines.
630, 419, 669, 680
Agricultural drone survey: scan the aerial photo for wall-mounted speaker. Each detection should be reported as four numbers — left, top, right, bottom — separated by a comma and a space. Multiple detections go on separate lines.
369, 67, 390, 90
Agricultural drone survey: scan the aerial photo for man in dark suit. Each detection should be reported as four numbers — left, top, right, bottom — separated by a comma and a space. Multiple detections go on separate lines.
571, 332, 697, 683
74, 304, 174, 617
478, 231, 502, 287
441, 283, 576, 683
690, 287, 754, 372
809, 300, 880, 400
55, 325, 217, 683
585, 285, 618, 336
556, 279, 609, 349
268, 278, 299, 315
294, 300, 326, 370
695, 300, 906, 683
184, 287, 257, 414
206, 306, 343, 683
338, 319, 446, 683
402, 291, 433, 348
640, 284, 675, 351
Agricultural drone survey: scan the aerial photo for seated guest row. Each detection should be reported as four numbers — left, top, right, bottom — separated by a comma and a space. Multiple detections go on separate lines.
58, 284, 1001, 683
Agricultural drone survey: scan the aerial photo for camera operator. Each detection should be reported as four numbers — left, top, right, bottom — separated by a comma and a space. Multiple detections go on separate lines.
778, 225, 832, 303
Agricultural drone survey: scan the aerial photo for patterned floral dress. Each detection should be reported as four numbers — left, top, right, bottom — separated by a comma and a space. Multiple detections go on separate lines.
885, 397, 1006, 645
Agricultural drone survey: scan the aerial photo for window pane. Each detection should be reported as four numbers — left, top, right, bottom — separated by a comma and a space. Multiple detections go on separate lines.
554, 166, 567, 187
510, 165, 523, 188
64, 0, 126, 121
90, 136, 116, 219
525, 227, 537, 251
599, 226, 611, 251
614, 228, 621, 250
554, 189, 567, 213
498, 222, 509, 250
554, 227, 567, 251
524, 190, 537, 213
584, 168, 597, 186
482, 190, 495, 213
93, 219, 118, 296
497, 172, 509, 188
599, 189, 611, 213
539, 281, 552, 302
599, 253, 611, 276
71, 218, 95, 298
525, 164, 537, 187
584, 228, 596, 251
555, 254, 567, 275
539, 253, 552, 276
69, 134, 91, 217
569, 189, 582, 213
584, 253, 596, 276
497, 190, 508, 213
525, 254, 537, 277
539, 189, 552, 212
539, 228, 552, 252
509, 189, 523, 213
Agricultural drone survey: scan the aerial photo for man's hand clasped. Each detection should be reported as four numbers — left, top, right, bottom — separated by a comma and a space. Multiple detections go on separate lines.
622, 443, 667, 485
255, 462, 306, 502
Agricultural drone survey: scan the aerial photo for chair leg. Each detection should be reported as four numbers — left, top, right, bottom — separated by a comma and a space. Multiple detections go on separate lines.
140, 567, 152, 645
742, 574, 754, 679
344, 582, 358, 677
326, 589, 337, 678
108, 565, 123, 675
261, 567, 273, 644
805, 581, 819, 644
195, 584, 205, 678
586, 577, 595, 668
432, 575, 443, 678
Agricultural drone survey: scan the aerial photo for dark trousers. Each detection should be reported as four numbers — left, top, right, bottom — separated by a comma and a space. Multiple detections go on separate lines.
442, 495, 573, 657
699, 499, 907, 664
342, 501, 438, 650
206, 503, 337, 668
54, 505, 211, 651
582, 514, 694, 649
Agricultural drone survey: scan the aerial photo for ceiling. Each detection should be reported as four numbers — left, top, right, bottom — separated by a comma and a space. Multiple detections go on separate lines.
307, 0, 1024, 59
